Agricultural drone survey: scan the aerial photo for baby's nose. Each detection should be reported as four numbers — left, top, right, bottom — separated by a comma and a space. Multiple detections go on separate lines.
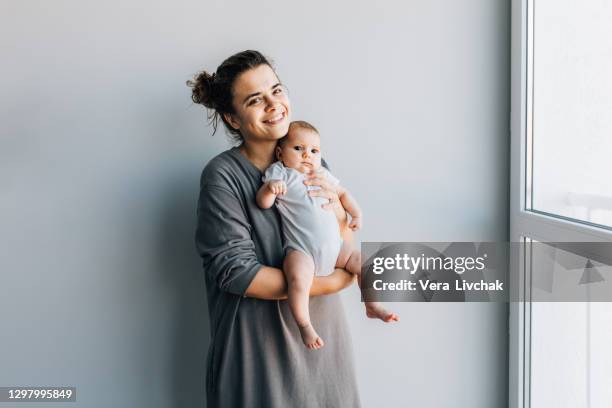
302, 151, 309, 158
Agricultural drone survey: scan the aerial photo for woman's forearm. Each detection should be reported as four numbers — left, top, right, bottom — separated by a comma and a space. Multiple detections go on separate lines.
312, 268, 357, 296
244, 266, 288, 300
244, 265, 356, 300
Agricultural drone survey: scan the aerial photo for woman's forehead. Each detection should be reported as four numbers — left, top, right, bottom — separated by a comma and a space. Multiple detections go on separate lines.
233, 64, 279, 97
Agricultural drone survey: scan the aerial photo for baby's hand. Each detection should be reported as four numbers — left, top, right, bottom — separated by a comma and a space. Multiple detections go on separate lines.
268, 180, 287, 196
349, 216, 362, 231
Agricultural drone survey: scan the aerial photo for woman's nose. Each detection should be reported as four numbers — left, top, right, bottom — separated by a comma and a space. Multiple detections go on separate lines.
264, 100, 279, 112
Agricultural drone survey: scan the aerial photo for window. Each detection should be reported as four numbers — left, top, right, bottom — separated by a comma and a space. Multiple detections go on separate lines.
527, 0, 612, 230
510, 1, 612, 408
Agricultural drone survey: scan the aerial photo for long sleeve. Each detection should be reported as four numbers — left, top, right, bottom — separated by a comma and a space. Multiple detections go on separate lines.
195, 184, 261, 296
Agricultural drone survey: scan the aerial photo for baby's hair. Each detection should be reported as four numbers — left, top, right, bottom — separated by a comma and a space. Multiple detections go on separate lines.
278, 120, 319, 147
289, 120, 319, 135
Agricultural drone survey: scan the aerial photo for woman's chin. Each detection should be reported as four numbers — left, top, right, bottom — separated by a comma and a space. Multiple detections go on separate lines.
267, 121, 289, 138
274, 127, 290, 139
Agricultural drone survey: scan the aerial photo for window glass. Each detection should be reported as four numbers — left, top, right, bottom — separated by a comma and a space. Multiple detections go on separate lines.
531, 0, 612, 228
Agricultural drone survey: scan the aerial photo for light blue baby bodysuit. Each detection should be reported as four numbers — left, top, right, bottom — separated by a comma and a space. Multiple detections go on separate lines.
262, 161, 343, 276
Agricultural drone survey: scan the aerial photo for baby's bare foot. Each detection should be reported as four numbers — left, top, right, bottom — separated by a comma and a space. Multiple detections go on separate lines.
365, 303, 400, 323
298, 323, 325, 350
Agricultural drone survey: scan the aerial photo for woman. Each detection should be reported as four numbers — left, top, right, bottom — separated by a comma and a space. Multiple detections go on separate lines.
188, 50, 362, 407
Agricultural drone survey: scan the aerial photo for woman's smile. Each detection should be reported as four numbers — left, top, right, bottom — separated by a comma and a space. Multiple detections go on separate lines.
227, 64, 292, 141
263, 111, 286, 125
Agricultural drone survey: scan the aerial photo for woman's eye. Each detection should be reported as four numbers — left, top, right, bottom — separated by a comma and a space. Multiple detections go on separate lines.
248, 97, 262, 106
273, 88, 283, 95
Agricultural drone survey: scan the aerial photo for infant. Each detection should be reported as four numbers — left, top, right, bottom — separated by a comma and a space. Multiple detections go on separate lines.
256, 121, 399, 350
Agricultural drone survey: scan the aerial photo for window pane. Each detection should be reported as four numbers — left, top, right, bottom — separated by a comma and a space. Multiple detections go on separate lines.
531, 0, 612, 228
531, 302, 612, 408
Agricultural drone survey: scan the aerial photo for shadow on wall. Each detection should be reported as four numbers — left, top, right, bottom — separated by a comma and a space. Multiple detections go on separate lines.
156, 166, 210, 408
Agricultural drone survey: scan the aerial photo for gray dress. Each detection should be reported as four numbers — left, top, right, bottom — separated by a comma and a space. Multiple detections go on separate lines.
195, 147, 361, 408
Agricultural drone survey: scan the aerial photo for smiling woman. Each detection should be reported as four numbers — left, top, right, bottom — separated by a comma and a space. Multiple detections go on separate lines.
187, 50, 361, 408
223, 65, 290, 145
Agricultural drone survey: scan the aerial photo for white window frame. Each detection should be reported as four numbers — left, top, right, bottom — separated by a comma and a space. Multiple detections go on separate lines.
509, 1, 612, 407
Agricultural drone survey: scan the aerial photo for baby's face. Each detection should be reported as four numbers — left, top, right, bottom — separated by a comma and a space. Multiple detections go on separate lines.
276, 128, 322, 174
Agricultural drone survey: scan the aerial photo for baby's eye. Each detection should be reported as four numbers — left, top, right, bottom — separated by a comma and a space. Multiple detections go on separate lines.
311, 149, 319, 154
293, 146, 302, 151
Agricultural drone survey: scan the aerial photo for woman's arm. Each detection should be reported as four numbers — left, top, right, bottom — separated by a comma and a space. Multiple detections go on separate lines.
244, 265, 357, 300
197, 183, 356, 300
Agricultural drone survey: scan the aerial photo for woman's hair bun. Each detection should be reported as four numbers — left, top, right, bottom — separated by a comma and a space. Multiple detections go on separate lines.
187, 50, 273, 139
187, 71, 216, 109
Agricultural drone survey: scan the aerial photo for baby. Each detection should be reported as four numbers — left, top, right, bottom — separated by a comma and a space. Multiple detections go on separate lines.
257, 121, 399, 350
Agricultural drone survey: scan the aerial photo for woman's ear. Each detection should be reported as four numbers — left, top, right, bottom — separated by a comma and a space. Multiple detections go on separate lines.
275, 146, 282, 161
223, 113, 241, 130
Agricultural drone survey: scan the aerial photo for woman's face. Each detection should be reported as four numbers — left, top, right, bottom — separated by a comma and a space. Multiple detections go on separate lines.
224, 64, 291, 142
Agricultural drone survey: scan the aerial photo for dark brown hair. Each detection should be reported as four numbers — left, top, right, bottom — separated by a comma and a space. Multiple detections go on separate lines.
186, 50, 274, 143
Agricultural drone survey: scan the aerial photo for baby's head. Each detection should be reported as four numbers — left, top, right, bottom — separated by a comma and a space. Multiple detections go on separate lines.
276, 120, 322, 174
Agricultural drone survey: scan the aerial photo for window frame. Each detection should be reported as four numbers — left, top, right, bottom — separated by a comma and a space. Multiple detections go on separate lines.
509, 1, 612, 407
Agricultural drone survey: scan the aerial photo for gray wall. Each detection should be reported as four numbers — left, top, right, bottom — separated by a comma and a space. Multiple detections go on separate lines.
1, 1, 509, 407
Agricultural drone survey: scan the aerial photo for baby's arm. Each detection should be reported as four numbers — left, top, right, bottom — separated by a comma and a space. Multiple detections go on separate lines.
256, 180, 287, 209
336, 185, 363, 231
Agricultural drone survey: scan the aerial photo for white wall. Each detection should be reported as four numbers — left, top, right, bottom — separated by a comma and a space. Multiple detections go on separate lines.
0, 1, 509, 407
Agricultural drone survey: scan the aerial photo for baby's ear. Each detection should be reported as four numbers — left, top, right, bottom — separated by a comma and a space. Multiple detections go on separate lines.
275, 146, 282, 161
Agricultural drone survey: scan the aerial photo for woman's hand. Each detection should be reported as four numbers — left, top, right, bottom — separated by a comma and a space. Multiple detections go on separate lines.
304, 171, 351, 239
303, 171, 340, 210
245, 266, 356, 300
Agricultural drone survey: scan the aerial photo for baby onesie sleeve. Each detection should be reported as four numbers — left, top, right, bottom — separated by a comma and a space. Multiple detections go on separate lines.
261, 161, 287, 183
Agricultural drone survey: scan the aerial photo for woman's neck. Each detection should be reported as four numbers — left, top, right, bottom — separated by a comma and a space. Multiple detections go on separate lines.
238, 140, 277, 172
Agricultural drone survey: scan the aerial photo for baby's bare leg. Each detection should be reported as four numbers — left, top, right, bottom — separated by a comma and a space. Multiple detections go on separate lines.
284, 250, 324, 350
336, 242, 400, 323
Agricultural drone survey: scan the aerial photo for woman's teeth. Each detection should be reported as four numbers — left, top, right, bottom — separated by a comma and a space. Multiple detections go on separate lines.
264, 113, 284, 124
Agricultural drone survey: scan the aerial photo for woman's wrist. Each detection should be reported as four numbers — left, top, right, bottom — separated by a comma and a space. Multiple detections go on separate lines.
311, 268, 356, 296
311, 276, 330, 296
